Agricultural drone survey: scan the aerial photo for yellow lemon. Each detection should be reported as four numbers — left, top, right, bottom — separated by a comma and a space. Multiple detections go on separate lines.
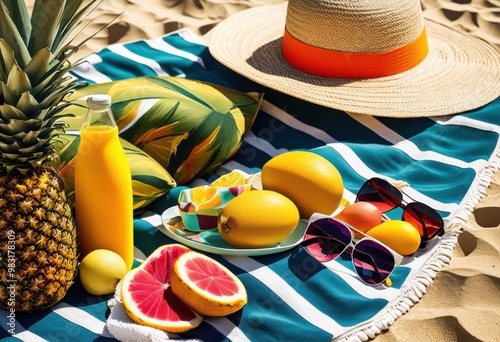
366, 220, 421, 256
262, 151, 344, 218
80, 249, 128, 295
218, 190, 300, 248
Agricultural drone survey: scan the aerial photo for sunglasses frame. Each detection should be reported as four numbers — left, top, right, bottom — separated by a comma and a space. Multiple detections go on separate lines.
300, 213, 403, 286
356, 177, 445, 243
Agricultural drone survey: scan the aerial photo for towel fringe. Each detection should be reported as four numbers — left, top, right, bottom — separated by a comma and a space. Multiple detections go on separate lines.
333, 233, 458, 342
444, 221, 467, 235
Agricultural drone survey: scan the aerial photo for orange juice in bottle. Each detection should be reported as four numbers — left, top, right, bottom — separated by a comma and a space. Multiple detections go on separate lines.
75, 95, 134, 270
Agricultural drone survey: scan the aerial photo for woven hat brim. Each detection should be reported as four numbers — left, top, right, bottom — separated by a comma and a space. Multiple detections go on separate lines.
209, 2, 500, 118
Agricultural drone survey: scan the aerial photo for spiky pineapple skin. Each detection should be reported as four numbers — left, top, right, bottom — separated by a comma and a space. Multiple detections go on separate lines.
0, 166, 77, 311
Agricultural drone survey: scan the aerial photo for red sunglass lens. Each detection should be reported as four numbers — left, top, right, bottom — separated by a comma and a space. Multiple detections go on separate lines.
403, 202, 443, 240
356, 178, 402, 213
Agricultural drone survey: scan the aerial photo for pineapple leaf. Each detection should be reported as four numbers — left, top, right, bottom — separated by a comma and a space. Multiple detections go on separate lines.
3, 0, 31, 45
0, 122, 17, 135
0, 81, 17, 105
0, 135, 14, 144
0, 1, 115, 173
35, 75, 80, 105
44, 112, 74, 128
0, 39, 16, 82
21, 130, 41, 144
32, 60, 82, 99
58, 0, 86, 32
24, 47, 52, 86
1, 148, 48, 173
0, 120, 24, 136
5, 118, 41, 133
0, 103, 29, 121
0, 141, 21, 153
28, 0, 65, 56
55, 11, 121, 62
19, 140, 47, 154
16, 91, 40, 116
38, 124, 63, 136
0, 2, 30, 69
52, 0, 97, 53
6, 64, 31, 98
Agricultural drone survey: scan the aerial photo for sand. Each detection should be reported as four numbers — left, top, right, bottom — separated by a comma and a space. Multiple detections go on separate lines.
33, 0, 500, 340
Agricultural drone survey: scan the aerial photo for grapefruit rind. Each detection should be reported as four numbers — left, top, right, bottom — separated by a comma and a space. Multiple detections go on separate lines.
120, 244, 202, 333
171, 251, 248, 317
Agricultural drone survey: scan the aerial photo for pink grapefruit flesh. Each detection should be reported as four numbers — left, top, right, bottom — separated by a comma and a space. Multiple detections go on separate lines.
171, 251, 247, 317
121, 244, 202, 333
184, 257, 240, 296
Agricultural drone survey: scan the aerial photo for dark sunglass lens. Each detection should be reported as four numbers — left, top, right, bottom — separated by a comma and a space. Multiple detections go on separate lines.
404, 202, 444, 240
356, 178, 402, 213
302, 218, 351, 262
352, 240, 395, 285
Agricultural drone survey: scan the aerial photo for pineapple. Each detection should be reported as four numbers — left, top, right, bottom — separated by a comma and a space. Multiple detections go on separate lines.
0, 0, 105, 311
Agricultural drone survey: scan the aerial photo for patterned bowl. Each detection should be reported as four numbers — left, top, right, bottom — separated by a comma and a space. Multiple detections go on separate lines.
178, 184, 251, 231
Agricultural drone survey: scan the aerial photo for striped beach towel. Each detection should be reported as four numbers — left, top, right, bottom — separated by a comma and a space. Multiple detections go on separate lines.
1, 28, 499, 342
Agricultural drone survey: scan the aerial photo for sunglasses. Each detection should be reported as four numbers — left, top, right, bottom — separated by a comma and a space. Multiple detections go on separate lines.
356, 177, 444, 245
300, 213, 403, 286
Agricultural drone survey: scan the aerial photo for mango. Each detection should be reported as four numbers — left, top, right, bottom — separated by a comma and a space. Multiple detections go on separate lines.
218, 190, 300, 248
366, 220, 421, 256
335, 202, 383, 239
262, 151, 344, 218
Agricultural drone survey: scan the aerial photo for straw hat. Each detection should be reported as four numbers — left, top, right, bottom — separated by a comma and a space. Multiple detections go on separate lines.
209, 0, 500, 117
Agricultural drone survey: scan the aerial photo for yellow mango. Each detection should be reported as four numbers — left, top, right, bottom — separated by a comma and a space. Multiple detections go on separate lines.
261, 151, 344, 218
366, 220, 421, 256
218, 190, 300, 248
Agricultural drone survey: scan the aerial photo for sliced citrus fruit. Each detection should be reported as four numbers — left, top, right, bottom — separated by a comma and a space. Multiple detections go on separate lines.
210, 170, 248, 187
171, 251, 247, 317
121, 244, 202, 333
187, 185, 222, 211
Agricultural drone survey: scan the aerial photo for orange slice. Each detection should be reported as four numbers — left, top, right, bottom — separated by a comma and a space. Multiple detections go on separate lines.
171, 251, 247, 317
188, 186, 222, 211
210, 170, 249, 187
121, 244, 202, 333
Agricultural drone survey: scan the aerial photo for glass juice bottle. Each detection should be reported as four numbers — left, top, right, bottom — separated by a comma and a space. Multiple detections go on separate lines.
75, 95, 134, 270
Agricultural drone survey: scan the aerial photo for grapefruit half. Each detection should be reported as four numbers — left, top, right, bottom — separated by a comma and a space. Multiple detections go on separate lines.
171, 251, 247, 317
121, 244, 202, 333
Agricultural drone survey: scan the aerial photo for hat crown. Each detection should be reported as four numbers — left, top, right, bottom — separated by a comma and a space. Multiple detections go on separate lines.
286, 0, 424, 53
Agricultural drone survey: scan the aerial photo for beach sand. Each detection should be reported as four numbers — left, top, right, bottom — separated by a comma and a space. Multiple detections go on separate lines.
39, 0, 500, 340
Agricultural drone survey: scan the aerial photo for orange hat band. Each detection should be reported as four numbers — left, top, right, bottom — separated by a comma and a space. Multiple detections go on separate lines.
282, 27, 429, 79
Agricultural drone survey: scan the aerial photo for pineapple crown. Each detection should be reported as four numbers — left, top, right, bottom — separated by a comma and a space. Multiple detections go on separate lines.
0, 0, 111, 174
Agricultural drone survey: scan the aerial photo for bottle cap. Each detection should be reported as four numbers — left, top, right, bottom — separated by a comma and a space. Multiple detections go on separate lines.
87, 94, 111, 108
